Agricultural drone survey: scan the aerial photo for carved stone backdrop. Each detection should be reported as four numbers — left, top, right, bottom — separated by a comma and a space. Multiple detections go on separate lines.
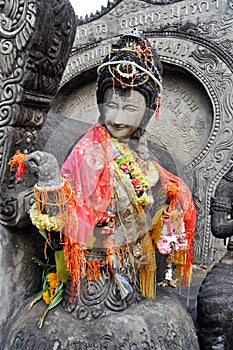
0, 0, 76, 337
0, 0, 76, 226
52, 0, 233, 264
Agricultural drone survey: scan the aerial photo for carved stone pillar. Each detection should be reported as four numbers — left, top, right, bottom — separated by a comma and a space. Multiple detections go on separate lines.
0, 0, 76, 337
0, 0, 76, 226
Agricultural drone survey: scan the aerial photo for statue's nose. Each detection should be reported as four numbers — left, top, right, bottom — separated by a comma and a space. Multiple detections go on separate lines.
111, 110, 128, 125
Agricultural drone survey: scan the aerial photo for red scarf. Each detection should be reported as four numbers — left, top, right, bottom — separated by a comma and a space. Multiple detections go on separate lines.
61, 124, 196, 292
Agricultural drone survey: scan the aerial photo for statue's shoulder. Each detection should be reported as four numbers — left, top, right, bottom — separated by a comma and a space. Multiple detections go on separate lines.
212, 167, 233, 209
148, 141, 178, 176
215, 166, 233, 195
223, 166, 233, 183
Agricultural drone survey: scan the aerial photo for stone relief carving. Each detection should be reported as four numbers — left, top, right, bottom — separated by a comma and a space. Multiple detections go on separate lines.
54, 83, 98, 124
187, 44, 233, 262
147, 71, 212, 165
0, 0, 76, 226
0, 0, 37, 127
176, 1, 233, 58
5, 288, 199, 349
76, 0, 187, 23
0, 2, 77, 341
113, 0, 150, 17
65, 0, 225, 84
72, 0, 221, 50
63, 275, 142, 320
197, 164, 233, 349
0, 2, 214, 348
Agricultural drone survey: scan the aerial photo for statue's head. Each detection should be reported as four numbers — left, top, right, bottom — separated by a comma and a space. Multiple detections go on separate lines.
96, 28, 163, 140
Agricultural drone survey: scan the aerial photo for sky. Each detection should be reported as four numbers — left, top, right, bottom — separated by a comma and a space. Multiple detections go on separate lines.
69, 0, 109, 17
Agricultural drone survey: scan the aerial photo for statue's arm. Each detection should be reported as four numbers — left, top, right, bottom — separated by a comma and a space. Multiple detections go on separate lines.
211, 176, 233, 239
25, 151, 66, 250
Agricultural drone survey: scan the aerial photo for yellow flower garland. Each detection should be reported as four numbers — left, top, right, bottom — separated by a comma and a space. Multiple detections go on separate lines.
29, 202, 61, 238
111, 138, 153, 207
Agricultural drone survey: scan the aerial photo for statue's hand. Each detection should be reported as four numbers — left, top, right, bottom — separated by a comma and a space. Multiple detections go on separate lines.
25, 151, 62, 188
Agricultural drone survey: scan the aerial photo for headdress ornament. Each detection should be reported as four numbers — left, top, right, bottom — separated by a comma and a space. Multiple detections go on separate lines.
96, 27, 163, 122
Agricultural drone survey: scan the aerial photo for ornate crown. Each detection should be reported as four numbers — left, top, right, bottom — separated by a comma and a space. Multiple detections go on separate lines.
97, 27, 163, 93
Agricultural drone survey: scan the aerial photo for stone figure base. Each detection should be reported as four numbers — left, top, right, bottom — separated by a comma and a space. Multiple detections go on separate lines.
3, 287, 199, 350
197, 251, 233, 350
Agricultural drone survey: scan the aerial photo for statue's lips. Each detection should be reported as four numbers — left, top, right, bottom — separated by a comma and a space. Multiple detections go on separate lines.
110, 124, 130, 130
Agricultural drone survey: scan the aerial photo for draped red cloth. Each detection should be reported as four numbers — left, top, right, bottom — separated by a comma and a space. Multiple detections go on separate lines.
61, 124, 115, 246
61, 124, 196, 286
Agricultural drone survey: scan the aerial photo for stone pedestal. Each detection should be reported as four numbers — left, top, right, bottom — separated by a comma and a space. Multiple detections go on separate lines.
197, 251, 233, 349
3, 287, 199, 350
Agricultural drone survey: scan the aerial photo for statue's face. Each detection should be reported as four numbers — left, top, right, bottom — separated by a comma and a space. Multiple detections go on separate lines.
103, 88, 146, 140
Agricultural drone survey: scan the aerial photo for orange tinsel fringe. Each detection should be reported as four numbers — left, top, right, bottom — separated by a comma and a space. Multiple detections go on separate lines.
8, 152, 28, 185
155, 95, 161, 120
150, 207, 166, 245
181, 228, 195, 286
34, 179, 74, 232
166, 181, 179, 211
63, 236, 87, 305
34, 178, 84, 306
86, 260, 101, 287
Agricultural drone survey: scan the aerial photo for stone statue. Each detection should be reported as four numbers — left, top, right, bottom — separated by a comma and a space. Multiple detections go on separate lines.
210, 167, 233, 243
197, 165, 233, 350
1, 28, 200, 349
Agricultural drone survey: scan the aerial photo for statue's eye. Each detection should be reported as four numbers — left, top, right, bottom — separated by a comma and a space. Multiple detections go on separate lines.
106, 102, 118, 109
124, 105, 137, 112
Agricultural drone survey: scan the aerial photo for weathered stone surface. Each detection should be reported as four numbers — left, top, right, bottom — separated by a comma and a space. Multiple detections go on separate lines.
0, 225, 45, 341
0, 0, 77, 338
197, 252, 233, 350
197, 165, 233, 349
226, 321, 233, 350
1, 1, 233, 349
0, 0, 76, 226
37, 113, 90, 166
2, 287, 199, 350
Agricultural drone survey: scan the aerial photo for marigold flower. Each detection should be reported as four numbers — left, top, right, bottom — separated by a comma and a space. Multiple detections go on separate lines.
47, 273, 60, 290
43, 289, 54, 305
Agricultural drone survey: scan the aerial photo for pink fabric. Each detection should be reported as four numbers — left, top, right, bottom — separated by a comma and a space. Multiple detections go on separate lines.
61, 125, 115, 245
